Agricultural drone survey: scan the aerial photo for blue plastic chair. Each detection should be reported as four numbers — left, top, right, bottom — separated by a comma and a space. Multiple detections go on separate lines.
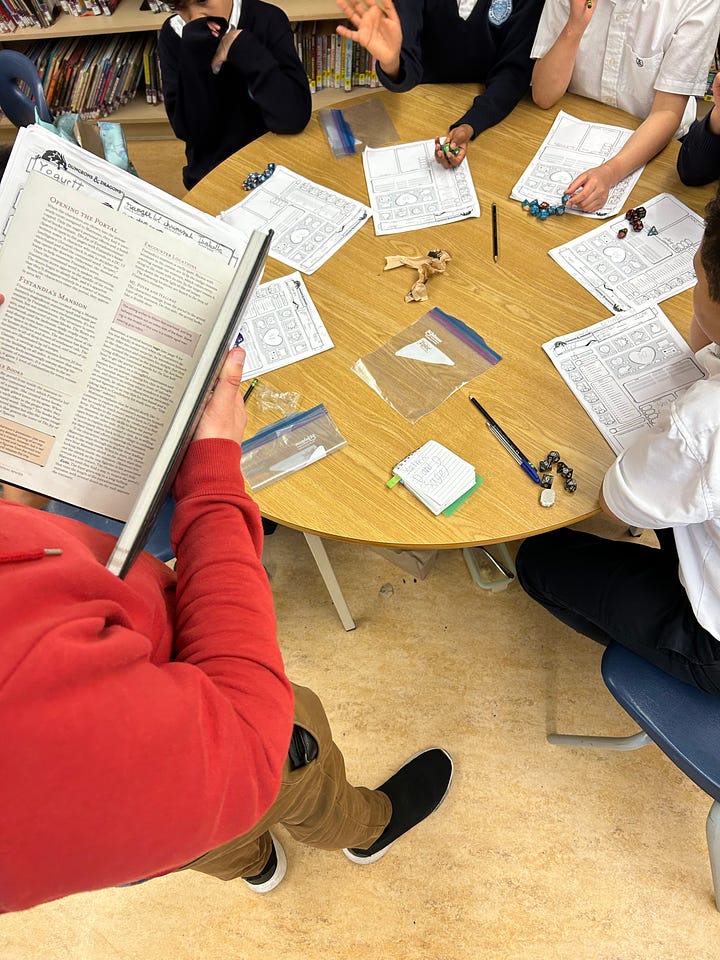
548, 643, 720, 910
0, 50, 53, 127
45, 496, 175, 564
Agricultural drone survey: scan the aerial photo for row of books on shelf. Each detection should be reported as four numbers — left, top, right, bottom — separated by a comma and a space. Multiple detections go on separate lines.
0, 0, 57, 31
293, 26, 380, 94
0, 0, 171, 31
14, 33, 163, 118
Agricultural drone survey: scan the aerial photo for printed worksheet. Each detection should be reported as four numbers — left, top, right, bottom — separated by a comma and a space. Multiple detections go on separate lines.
510, 111, 643, 219
543, 303, 706, 453
220, 166, 372, 274
0, 125, 246, 267
548, 193, 704, 314
233, 272, 333, 378
362, 139, 480, 235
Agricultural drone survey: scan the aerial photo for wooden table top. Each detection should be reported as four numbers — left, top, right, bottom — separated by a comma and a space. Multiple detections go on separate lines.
186, 84, 716, 549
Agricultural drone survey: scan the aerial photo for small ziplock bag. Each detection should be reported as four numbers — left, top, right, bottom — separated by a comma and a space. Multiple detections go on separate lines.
319, 98, 400, 158
241, 404, 347, 490
353, 307, 502, 423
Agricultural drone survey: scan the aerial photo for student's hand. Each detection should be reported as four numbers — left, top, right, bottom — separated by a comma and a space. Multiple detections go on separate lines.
567, 0, 597, 32
211, 27, 242, 73
434, 125, 473, 168
565, 164, 613, 214
336, 0, 403, 78
193, 348, 248, 445
709, 73, 720, 137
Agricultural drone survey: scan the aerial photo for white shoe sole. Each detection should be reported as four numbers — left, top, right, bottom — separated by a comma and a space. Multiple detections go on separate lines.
244, 834, 287, 893
342, 748, 454, 866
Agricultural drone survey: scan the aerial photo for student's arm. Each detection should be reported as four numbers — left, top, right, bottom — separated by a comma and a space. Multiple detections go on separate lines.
530, 0, 594, 110
566, 91, 688, 213
598, 485, 620, 521
157, 18, 223, 146
436, 0, 545, 169
0, 351, 295, 911
211, 8, 311, 134
677, 75, 720, 187
601, 387, 713, 532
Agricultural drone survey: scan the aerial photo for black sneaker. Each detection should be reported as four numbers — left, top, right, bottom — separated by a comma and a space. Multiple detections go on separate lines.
343, 748, 453, 865
242, 834, 287, 893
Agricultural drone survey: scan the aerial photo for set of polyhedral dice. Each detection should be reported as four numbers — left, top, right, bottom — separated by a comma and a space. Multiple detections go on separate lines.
616, 205, 658, 239
537, 451, 577, 507
242, 162, 276, 191
521, 193, 574, 220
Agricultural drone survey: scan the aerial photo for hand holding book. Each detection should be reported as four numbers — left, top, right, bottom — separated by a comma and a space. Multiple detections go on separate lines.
192, 347, 248, 445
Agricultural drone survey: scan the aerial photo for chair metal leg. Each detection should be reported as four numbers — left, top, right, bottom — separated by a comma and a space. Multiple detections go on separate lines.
547, 730, 651, 750
463, 543, 516, 592
706, 800, 720, 911
303, 532, 356, 632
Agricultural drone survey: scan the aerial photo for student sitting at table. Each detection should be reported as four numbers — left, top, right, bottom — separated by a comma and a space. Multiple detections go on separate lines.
530, 0, 720, 214
335, 0, 544, 169
158, 0, 312, 190
515, 188, 720, 693
677, 72, 720, 188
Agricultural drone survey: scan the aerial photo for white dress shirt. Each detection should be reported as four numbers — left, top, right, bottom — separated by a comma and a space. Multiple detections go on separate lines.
170, 0, 242, 37
531, 0, 720, 137
603, 344, 720, 639
457, 0, 481, 19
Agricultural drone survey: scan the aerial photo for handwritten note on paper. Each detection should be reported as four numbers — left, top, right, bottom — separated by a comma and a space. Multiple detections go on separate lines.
394, 440, 476, 514
220, 166, 372, 275
510, 111, 643, 219
362, 139, 480, 236
543, 303, 706, 454
548, 193, 704, 314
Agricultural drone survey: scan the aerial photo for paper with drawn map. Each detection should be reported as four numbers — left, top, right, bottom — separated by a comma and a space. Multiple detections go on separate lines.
220, 166, 372, 274
548, 194, 704, 314
233, 272, 333, 378
361, 139, 480, 235
510, 111, 643, 219
543, 303, 706, 453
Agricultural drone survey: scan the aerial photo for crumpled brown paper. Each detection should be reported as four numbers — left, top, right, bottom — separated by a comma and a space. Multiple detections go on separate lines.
384, 249, 451, 302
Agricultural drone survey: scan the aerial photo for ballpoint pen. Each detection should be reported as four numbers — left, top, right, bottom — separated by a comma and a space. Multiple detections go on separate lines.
469, 396, 540, 483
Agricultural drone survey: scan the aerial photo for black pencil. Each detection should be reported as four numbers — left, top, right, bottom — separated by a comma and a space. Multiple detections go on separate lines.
243, 378, 259, 402
491, 203, 499, 263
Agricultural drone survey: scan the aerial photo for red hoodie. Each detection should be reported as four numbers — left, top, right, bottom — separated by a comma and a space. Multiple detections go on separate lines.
0, 438, 294, 912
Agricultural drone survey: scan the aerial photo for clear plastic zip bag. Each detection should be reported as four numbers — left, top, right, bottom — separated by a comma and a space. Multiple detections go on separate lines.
241, 404, 347, 490
352, 307, 502, 423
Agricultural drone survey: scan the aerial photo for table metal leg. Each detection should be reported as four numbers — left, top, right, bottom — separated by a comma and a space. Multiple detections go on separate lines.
303, 532, 356, 631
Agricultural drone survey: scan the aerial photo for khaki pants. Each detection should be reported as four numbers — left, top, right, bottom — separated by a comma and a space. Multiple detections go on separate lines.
184, 684, 392, 880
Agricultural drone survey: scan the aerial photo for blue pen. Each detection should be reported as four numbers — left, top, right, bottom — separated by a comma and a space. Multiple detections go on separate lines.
469, 396, 541, 484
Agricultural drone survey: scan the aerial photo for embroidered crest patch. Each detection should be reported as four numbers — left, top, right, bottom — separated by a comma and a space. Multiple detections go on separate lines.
488, 0, 512, 26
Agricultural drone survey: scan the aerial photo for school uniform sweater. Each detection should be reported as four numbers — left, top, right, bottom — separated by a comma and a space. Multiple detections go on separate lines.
158, 0, 311, 189
0, 439, 294, 912
377, 0, 544, 137
677, 112, 720, 187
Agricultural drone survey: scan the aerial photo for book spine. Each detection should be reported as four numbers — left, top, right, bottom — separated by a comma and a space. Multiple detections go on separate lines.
344, 36, 352, 92
314, 31, 322, 91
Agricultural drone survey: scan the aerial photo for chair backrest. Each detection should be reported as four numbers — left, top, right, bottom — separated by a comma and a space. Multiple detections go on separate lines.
0, 50, 53, 128
601, 643, 720, 801
45, 496, 175, 564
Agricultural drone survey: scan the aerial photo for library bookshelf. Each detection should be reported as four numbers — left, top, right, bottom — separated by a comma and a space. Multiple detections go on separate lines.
0, 0, 374, 141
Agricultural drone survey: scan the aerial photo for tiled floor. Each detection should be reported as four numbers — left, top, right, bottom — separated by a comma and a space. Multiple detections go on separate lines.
3, 518, 720, 959
2, 139, 718, 959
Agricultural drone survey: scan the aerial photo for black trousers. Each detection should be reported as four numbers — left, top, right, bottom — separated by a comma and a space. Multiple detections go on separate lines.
515, 527, 720, 694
